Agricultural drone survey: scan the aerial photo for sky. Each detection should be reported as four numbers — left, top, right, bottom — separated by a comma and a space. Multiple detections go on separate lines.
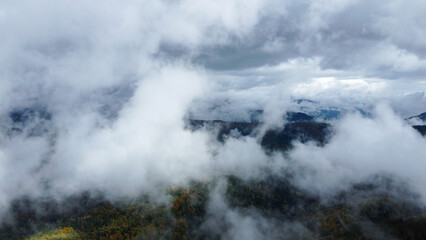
0, 0, 425, 222
1, 0, 425, 116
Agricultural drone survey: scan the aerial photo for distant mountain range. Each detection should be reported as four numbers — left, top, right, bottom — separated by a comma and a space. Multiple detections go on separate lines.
407, 111, 426, 136
406, 111, 426, 125
413, 125, 426, 136
245, 99, 374, 123
292, 98, 373, 121
187, 118, 329, 152
188, 109, 426, 152
0, 107, 425, 239
2, 106, 425, 146
248, 110, 315, 123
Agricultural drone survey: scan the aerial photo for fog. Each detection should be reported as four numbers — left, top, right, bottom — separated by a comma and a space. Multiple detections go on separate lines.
0, 0, 425, 238
289, 104, 426, 200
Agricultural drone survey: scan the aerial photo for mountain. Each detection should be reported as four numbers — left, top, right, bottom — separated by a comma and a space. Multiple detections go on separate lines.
3, 175, 425, 240
293, 98, 373, 121
1, 107, 53, 137
285, 111, 314, 122
188, 110, 425, 153
247, 110, 315, 123
187, 119, 259, 142
0, 112, 425, 239
412, 112, 426, 121
187, 117, 330, 152
406, 112, 426, 124
413, 125, 426, 136
261, 122, 329, 152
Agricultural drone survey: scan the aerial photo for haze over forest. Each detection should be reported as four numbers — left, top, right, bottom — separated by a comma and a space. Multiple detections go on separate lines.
0, 0, 425, 239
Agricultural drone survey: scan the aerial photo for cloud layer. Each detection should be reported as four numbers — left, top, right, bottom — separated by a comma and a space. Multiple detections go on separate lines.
0, 0, 425, 219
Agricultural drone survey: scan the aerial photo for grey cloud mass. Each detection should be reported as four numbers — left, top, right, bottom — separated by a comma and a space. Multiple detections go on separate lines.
171, 0, 426, 80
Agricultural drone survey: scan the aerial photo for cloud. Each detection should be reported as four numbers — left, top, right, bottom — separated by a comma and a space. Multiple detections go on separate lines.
0, 135, 49, 210
186, 0, 426, 83
0, 0, 271, 209
200, 180, 314, 240
45, 67, 213, 196
391, 92, 426, 117
0, 0, 425, 222
288, 104, 426, 203
293, 77, 388, 101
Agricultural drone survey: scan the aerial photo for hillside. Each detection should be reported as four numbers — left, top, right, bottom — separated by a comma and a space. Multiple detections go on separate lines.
1, 176, 425, 240
0, 114, 424, 239
186, 118, 330, 152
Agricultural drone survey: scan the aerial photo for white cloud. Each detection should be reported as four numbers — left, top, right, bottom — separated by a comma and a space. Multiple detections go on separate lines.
0, 0, 425, 216
289, 104, 426, 203
293, 77, 388, 100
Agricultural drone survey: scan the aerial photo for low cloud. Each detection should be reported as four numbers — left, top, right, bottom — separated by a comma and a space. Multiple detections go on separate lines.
289, 104, 426, 202
0, 2, 425, 235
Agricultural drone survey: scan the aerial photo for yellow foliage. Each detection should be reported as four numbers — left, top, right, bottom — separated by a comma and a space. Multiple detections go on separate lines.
27, 227, 79, 240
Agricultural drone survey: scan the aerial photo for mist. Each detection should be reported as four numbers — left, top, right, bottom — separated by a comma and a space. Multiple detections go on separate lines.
0, 0, 425, 239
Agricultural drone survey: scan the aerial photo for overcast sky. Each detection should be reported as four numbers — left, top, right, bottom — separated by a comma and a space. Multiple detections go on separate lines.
160, 0, 426, 105
1, 0, 425, 117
